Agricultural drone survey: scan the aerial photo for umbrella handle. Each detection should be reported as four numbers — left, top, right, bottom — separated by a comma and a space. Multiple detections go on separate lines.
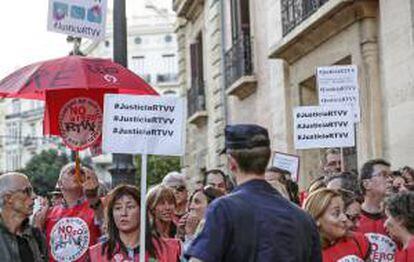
75, 151, 83, 184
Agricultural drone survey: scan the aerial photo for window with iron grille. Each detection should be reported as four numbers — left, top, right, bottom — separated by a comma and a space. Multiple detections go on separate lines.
187, 33, 206, 117
225, 0, 253, 88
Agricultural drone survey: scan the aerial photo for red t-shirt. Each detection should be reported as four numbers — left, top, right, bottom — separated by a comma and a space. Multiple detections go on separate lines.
356, 210, 397, 262
395, 237, 414, 262
323, 233, 370, 262
45, 199, 101, 262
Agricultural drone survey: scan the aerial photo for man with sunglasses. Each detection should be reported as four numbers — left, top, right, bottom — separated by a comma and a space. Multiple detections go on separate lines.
33, 163, 103, 262
0, 172, 47, 262
357, 159, 396, 261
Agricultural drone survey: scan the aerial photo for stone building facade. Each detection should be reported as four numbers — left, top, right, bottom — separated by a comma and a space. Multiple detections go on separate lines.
175, 0, 414, 189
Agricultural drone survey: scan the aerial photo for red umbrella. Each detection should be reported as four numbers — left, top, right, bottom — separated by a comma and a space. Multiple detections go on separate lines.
0, 55, 158, 151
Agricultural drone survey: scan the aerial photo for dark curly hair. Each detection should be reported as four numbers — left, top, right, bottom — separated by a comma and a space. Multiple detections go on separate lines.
385, 192, 414, 234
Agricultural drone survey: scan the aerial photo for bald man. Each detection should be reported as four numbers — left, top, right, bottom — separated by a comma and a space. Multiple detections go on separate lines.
0, 172, 47, 262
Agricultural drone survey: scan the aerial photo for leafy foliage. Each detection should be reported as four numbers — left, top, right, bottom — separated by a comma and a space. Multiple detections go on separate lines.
23, 149, 69, 196
135, 155, 181, 187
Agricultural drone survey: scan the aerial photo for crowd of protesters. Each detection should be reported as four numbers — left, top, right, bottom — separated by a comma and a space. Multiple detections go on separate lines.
0, 124, 413, 261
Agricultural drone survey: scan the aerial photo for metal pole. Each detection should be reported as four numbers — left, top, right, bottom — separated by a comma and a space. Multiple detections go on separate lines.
340, 147, 345, 172
109, 0, 136, 186
139, 154, 148, 262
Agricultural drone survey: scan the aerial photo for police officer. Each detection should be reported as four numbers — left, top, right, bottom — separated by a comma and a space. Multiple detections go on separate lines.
185, 124, 322, 262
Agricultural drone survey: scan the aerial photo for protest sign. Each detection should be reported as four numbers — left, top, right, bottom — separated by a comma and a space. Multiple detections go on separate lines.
102, 94, 185, 156
317, 65, 360, 122
58, 97, 102, 151
47, 0, 108, 40
272, 152, 300, 182
294, 106, 355, 149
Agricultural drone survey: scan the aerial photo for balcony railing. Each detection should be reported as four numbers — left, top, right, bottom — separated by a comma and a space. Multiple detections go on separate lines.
224, 31, 253, 89
187, 80, 206, 118
281, 0, 330, 36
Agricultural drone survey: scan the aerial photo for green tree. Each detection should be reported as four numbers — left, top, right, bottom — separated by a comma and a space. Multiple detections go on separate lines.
23, 149, 69, 196
135, 155, 181, 187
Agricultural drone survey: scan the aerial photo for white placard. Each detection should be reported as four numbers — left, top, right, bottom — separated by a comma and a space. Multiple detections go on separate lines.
102, 94, 185, 156
47, 0, 108, 40
272, 152, 300, 182
317, 65, 360, 122
294, 106, 355, 149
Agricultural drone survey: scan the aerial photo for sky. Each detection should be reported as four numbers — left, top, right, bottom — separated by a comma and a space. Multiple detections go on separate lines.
0, 0, 173, 80
0, 0, 72, 79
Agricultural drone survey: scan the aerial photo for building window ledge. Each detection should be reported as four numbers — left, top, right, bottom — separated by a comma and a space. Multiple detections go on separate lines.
188, 110, 208, 127
173, 0, 204, 20
226, 75, 257, 100
269, 0, 377, 63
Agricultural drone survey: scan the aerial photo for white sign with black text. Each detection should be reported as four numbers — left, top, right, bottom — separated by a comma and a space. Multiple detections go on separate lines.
317, 65, 360, 122
47, 0, 108, 40
272, 152, 300, 182
102, 94, 185, 156
294, 106, 355, 149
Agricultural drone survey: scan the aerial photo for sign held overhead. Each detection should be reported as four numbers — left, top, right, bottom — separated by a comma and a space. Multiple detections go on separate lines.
47, 0, 108, 40
102, 94, 185, 156
294, 106, 355, 150
272, 152, 300, 182
317, 65, 360, 122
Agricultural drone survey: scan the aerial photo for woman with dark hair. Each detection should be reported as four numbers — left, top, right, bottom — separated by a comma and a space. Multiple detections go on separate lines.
390, 171, 409, 193
179, 186, 223, 260
384, 191, 414, 261
88, 184, 181, 262
337, 189, 363, 232
304, 188, 370, 261
401, 166, 414, 191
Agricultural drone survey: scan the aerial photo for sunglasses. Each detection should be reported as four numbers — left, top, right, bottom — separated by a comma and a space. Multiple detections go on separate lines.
172, 185, 186, 192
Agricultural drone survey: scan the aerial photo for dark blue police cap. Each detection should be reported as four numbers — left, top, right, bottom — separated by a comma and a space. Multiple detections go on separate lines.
221, 124, 270, 154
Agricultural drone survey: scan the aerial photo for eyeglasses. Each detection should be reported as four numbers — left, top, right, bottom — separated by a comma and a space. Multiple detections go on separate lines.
12, 186, 34, 197
371, 171, 392, 179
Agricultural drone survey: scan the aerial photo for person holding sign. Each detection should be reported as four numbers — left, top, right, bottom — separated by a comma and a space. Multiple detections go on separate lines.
88, 185, 181, 262
384, 192, 414, 262
357, 159, 397, 261
33, 163, 104, 262
185, 124, 321, 262
304, 188, 370, 261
